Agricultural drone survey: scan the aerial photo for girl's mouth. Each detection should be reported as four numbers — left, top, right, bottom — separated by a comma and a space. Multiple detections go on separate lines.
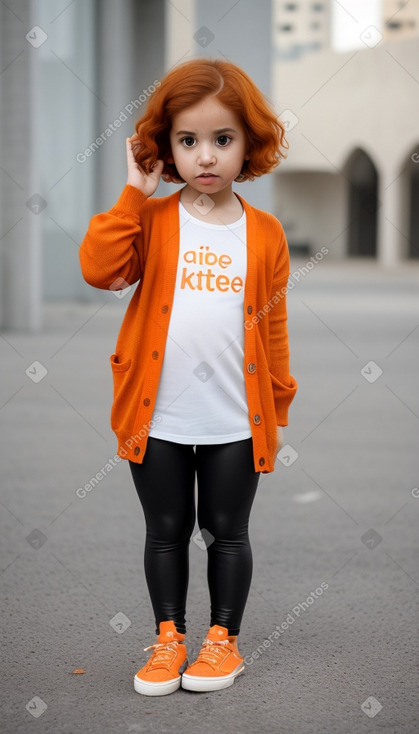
196, 174, 218, 182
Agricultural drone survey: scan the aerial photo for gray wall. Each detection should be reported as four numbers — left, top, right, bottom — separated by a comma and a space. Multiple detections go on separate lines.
0, 0, 43, 330
65, 0, 166, 302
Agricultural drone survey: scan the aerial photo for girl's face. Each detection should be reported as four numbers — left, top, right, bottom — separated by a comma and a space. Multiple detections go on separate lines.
168, 95, 249, 199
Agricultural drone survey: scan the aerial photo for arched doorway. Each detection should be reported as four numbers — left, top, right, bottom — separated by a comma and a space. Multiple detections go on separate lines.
345, 149, 378, 257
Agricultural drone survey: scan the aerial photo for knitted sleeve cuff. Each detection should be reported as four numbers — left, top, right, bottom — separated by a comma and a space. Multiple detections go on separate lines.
109, 185, 149, 218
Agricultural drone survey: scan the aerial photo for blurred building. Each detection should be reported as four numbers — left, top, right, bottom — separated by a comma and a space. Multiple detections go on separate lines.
0, 0, 418, 331
271, 0, 419, 264
0, 0, 166, 328
272, 0, 330, 60
383, 0, 419, 40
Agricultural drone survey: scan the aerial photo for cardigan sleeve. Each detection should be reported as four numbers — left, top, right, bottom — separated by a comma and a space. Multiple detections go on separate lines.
79, 185, 148, 290
267, 221, 298, 426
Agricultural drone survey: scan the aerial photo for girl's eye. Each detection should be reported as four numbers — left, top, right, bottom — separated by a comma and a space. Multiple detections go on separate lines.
180, 137, 196, 147
179, 135, 232, 147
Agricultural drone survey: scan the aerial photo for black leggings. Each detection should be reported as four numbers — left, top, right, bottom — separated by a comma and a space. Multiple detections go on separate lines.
129, 436, 260, 637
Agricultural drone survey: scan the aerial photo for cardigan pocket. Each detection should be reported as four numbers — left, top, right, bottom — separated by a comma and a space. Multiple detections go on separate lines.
109, 353, 132, 431
110, 353, 132, 373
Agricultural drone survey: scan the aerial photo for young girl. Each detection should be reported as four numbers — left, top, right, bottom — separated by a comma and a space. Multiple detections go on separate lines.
79, 57, 298, 697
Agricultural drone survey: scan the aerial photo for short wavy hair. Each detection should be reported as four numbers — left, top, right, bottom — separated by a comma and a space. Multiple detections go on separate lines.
132, 58, 288, 184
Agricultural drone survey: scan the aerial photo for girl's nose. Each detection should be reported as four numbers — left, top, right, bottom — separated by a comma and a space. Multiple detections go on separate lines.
197, 144, 216, 165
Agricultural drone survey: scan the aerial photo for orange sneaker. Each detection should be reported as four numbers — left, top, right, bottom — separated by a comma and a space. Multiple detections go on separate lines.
134, 620, 188, 696
181, 624, 245, 692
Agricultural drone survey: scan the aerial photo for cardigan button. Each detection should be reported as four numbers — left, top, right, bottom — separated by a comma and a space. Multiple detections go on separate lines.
253, 414, 261, 424
152, 350, 159, 359
247, 305, 253, 314
247, 362, 256, 373
143, 398, 150, 406
259, 457, 265, 466
161, 305, 168, 313
134, 446, 140, 456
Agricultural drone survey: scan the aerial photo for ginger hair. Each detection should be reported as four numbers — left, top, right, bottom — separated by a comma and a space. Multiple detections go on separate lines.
131, 58, 288, 184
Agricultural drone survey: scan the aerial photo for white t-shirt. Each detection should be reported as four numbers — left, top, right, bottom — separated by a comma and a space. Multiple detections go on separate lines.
148, 200, 252, 444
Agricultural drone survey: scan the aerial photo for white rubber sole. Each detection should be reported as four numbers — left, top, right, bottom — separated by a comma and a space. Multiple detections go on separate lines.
134, 659, 188, 696
134, 673, 181, 696
181, 664, 245, 692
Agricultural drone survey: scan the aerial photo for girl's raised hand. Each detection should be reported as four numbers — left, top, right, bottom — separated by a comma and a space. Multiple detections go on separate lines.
126, 135, 164, 197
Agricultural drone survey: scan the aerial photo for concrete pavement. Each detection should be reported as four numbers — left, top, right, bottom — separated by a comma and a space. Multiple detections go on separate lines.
1, 258, 418, 733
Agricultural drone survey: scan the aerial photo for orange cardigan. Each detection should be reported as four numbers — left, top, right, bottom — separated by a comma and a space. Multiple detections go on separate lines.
79, 185, 298, 473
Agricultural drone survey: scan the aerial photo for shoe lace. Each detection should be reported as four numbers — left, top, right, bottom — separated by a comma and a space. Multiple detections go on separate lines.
196, 638, 230, 666
143, 640, 179, 671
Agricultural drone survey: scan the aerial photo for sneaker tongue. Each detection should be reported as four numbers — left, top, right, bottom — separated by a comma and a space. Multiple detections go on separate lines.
206, 624, 229, 642
158, 621, 184, 642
